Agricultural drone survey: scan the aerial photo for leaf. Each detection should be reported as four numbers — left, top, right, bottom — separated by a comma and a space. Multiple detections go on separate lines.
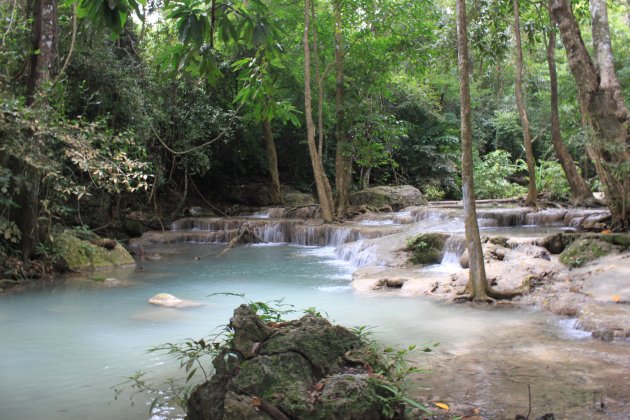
434, 402, 449, 410
612, 295, 622, 303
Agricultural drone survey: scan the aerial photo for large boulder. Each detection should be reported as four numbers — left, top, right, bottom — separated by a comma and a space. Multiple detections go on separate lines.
187, 305, 398, 420
349, 185, 427, 211
55, 232, 135, 271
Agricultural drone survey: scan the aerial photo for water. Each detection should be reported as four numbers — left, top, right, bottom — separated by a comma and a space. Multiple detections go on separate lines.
1, 244, 629, 419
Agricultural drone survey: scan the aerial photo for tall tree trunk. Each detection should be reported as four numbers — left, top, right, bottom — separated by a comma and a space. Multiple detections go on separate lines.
551, 0, 630, 227
456, 0, 490, 302
15, 0, 57, 262
263, 119, 283, 205
513, 0, 537, 207
26, 0, 56, 105
546, 6, 597, 206
304, 0, 334, 222
333, 0, 351, 217
457, 0, 520, 302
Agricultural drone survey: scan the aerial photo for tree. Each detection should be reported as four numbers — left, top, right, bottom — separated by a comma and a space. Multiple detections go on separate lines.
12, 0, 58, 261
303, 0, 335, 222
512, 0, 538, 207
544, 0, 597, 206
456, 0, 520, 302
333, 0, 351, 217
551, 0, 630, 227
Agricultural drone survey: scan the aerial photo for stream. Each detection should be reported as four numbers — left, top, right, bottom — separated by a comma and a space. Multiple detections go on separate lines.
1, 206, 629, 419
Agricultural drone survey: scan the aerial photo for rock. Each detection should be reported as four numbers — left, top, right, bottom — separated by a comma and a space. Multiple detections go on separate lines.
314, 374, 385, 420
230, 304, 273, 358
405, 233, 449, 265
559, 237, 614, 268
539, 233, 575, 254
349, 185, 427, 211
55, 232, 135, 272
283, 192, 316, 207
148, 293, 203, 308
187, 305, 394, 420
186, 206, 217, 217
103, 277, 126, 288
260, 315, 360, 376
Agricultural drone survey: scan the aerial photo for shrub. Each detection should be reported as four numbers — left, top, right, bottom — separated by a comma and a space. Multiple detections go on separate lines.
474, 150, 526, 199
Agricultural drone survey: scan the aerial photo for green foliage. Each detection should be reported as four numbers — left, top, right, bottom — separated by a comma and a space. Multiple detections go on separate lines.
517, 158, 572, 201
474, 150, 527, 199
73, 0, 145, 36
422, 185, 446, 201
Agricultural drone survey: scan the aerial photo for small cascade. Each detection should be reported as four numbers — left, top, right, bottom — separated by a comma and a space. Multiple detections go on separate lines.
476, 208, 530, 227
423, 235, 466, 273
336, 241, 384, 267
525, 209, 567, 226
147, 216, 403, 249
250, 211, 270, 219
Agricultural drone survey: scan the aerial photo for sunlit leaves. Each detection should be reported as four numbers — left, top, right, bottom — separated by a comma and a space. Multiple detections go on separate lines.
71, 0, 145, 36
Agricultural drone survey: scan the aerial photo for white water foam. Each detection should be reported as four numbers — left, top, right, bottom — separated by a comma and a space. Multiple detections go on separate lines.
555, 318, 592, 340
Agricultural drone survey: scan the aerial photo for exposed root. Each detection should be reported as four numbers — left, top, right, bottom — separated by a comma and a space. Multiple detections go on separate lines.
486, 287, 523, 300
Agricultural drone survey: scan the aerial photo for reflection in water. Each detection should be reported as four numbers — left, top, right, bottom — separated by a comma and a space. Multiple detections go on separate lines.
0, 244, 628, 419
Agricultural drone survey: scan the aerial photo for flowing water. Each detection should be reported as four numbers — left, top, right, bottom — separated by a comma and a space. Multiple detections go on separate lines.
1, 207, 629, 419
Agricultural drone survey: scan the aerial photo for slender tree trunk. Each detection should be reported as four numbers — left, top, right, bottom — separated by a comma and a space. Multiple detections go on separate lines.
304, 0, 334, 222
513, 0, 537, 207
333, 0, 351, 217
551, 0, 630, 227
263, 119, 283, 205
26, 0, 56, 105
457, 0, 520, 302
456, 0, 490, 302
362, 167, 371, 189
14, 0, 56, 262
546, 6, 597, 206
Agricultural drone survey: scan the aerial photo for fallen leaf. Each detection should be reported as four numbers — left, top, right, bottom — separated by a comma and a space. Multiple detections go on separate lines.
612, 295, 622, 303
601, 229, 612, 235
435, 402, 449, 410
251, 396, 262, 408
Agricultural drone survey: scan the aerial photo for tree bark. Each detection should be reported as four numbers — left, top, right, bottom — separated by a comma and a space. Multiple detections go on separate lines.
513, 0, 538, 207
546, 5, 597, 206
304, 0, 335, 223
333, 0, 352, 217
262, 119, 283, 205
15, 0, 57, 261
456, 0, 490, 302
551, 0, 630, 227
26, 0, 56, 105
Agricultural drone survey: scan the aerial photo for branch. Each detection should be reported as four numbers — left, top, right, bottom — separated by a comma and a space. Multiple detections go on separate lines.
149, 102, 244, 156
0, 0, 18, 48
51, 3, 78, 89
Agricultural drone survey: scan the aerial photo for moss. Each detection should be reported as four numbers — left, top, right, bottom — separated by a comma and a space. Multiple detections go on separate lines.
405, 233, 449, 265
54, 232, 135, 272
559, 237, 613, 268
599, 233, 630, 250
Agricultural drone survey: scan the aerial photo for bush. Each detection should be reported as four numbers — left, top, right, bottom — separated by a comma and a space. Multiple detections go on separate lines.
474, 150, 526, 199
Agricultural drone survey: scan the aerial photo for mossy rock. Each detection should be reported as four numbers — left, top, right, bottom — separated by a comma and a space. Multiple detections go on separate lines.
406, 233, 449, 265
559, 237, 613, 268
55, 232, 135, 271
349, 185, 427, 211
188, 306, 396, 420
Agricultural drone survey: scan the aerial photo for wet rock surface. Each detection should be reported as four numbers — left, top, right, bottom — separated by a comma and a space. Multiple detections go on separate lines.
187, 305, 395, 420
